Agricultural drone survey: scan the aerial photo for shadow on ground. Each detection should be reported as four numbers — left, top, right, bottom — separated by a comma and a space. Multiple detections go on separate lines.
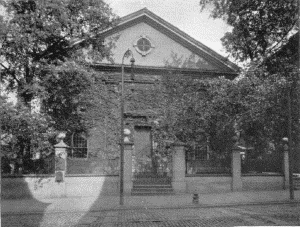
1, 175, 51, 227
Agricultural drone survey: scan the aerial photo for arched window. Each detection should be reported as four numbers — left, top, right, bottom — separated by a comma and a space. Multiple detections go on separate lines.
66, 132, 88, 158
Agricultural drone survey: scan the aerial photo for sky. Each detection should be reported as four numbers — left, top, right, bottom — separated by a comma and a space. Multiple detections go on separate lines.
105, 0, 232, 57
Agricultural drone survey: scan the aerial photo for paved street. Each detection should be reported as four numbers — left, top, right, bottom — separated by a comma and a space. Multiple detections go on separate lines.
2, 203, 300, 227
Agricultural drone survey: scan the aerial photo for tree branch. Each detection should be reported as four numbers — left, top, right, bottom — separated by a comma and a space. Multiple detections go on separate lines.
265, 23, 298, 58
0, 63, 21, 84
0, 62, 9, 71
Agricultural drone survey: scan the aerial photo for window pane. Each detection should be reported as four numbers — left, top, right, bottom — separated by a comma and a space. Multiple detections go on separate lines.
137, 38, 151, 52
66, 132, 88, 158
73, 133, 87, 148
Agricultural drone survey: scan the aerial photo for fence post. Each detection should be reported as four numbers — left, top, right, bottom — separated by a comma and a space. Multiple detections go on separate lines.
231, 144, 243, 191
124, 140, 133, 195
171, 142, 186, 193
283, 143, 290, 189
53, 139, 68, 197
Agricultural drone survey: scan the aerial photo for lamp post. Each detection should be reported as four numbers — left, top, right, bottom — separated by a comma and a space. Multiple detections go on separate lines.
287, 86, 294, 200
120, 49, 135, 205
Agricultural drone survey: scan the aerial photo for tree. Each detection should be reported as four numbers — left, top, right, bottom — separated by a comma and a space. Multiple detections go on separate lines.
0, 0, 118, 173
0, 0, 117, 136
41, 61, 95, 132
199, 0, 300, 172
158, 71, 288, 173
0, 95, 56, 173
157, 75, 236, 170
0, 0, 117, 108
199, 0, 298, 62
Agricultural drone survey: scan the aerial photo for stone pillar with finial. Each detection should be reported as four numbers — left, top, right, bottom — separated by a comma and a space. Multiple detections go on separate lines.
282, 137, 290, 189
171, 141, 186, 193
231, 135, 243, 191
53, 132, 68, 197
123, 128, 134, 194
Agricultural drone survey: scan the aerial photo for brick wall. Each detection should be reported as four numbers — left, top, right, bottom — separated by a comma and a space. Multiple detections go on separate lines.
185, 175, 285, 193
67, 72, 164, 174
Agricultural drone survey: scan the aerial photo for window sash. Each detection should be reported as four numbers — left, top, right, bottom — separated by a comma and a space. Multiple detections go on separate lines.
67, 132, 88, 158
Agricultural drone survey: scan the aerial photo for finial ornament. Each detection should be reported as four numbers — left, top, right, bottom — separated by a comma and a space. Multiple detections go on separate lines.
124, 128, 131, 142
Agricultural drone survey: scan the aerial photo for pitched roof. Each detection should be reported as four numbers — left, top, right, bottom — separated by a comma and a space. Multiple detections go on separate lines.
99, 8, 239, 73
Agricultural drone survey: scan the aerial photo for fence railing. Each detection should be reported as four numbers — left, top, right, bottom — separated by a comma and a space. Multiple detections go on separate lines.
1, 154, 55, 175
241, 156, 283, 174
186, 159, 231, 174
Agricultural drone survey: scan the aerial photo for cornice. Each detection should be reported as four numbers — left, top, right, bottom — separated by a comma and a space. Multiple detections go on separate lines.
89, 63, 237, 80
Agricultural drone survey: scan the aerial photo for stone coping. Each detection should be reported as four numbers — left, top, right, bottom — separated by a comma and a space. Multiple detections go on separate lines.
65, 174, 119, 177
2, 174, 55, 178
185, 173, 231, 177
185, 173, 283, 177
2, 174, 119, 178
242, 173, 284, 177
3, 173, 283, 178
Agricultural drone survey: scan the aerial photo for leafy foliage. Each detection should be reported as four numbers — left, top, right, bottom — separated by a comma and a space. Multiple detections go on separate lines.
160, 76, 235, 152
1, 95, 56, 173
0, 0, 117, 107
157, 71, 292, 167
0, 0, 117, 136
199, 0, 299, 172
0, 0, 117, 173
199, 0, 298, 62
41, 61, 96, 132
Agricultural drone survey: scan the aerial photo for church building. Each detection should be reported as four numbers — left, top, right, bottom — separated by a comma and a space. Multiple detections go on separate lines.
65, 8, 239, 177
3, 8, 291, 199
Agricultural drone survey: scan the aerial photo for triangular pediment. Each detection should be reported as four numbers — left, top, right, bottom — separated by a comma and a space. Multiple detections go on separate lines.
98, 8, 239, 74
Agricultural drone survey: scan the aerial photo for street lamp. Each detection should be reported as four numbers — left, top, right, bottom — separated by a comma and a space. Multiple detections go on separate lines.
120, 49, 135, 205
282, 88, 295, 201
287, 87, 294, 200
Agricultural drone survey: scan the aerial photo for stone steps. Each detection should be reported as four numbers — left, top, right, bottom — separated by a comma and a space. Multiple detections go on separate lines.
133, 184, 173, 188
132, 177, 172, 184
131, 177, 174, 196
131, 191, 175, 196
131, 189, 174, 196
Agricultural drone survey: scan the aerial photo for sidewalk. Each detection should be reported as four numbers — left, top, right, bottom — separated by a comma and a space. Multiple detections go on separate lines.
2, 190, 300, 214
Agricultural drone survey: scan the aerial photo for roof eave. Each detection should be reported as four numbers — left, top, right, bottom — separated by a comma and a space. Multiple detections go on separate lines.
90, 63, 238, 80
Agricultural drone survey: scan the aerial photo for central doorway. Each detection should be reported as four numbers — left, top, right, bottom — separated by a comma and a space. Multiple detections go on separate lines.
132, 125, 172, 181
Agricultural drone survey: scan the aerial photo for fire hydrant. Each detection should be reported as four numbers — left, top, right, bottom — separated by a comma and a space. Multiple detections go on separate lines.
192, 193, 199, 204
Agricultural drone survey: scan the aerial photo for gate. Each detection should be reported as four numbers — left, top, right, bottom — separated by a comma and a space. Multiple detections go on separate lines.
132, 151, 172, 178
132, 126, 172, 182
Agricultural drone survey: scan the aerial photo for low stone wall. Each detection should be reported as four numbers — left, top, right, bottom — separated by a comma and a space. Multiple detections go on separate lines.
185, 175, 232, 194
1, 175, 54, 199
242, 174, 284, 191
1, 174, 286, 199
1, 175, 119, 199
65, 175, 119, 197
185, 174, 284, 194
